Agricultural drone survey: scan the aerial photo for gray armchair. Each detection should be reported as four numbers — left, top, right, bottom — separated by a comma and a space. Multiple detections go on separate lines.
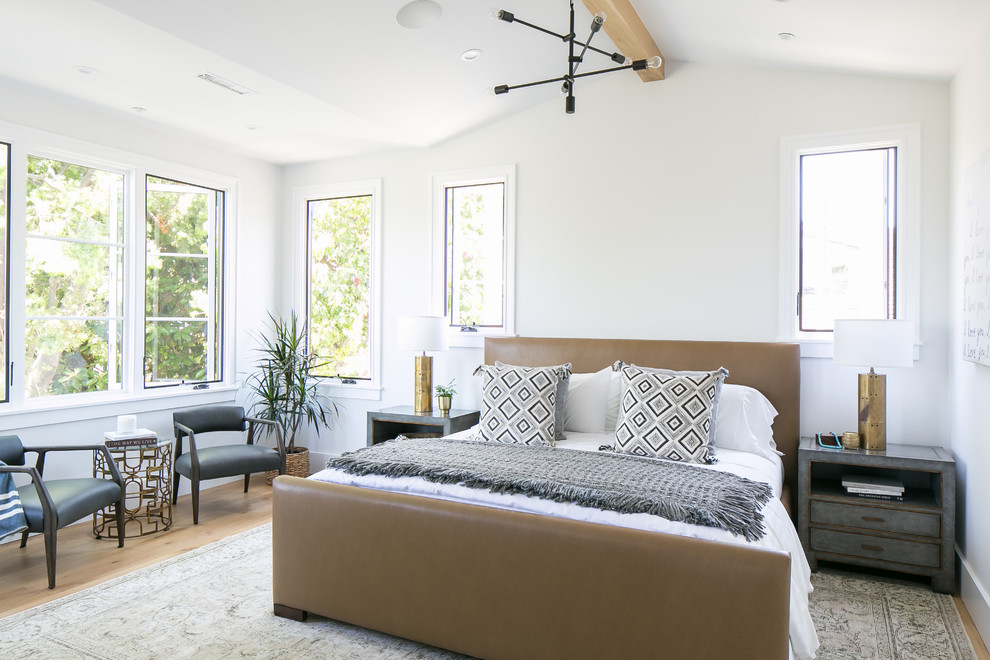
0, 434, 125, 589
172, 405, 284, 524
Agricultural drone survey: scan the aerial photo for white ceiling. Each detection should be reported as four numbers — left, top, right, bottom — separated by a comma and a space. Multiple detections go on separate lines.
2, 0, 987, 165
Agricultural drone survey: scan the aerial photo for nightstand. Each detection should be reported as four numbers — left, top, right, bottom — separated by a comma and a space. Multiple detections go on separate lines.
367, 406, 480, 446
798, 437, 956, 593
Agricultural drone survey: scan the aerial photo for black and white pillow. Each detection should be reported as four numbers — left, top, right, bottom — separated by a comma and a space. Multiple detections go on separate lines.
494, 361, 571, 442
627, 363, 728, 448
614, 365, 729, 463
477, 364, 565, 446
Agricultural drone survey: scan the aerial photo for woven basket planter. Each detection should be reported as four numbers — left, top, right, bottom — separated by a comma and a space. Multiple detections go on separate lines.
266, 447, 310, 485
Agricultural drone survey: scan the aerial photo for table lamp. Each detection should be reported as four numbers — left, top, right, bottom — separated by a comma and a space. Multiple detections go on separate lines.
833, 319, 914, 450
397, 315, 448, 413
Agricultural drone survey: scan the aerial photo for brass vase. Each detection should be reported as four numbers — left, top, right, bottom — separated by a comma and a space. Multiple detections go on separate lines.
437, 395, 452, 415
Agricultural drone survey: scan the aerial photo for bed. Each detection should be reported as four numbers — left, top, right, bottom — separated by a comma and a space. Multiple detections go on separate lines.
272, 337, 814, 659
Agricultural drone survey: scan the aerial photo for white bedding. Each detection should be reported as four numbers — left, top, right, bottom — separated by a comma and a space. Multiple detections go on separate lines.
312, 429, 819, 659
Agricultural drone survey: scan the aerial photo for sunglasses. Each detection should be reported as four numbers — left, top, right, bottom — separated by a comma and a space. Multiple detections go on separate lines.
816, 432, 842, 449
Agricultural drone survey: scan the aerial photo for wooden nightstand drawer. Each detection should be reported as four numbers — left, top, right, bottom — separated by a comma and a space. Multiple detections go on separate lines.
809, 500, 940, 538
810, 528, 940, 568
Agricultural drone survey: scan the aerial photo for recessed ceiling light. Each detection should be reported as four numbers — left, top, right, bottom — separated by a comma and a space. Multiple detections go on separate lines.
778, 32, 796, 40
396, 0, 441, 29
461, 49, 482, 62
75, 66, 99, 75
131, 106, 147, 114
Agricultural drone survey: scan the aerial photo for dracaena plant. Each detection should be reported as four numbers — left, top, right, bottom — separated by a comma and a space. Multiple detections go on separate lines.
245, 311, 338, 452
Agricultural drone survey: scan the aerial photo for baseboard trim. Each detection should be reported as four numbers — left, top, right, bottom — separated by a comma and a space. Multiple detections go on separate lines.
959, 548, 990, 651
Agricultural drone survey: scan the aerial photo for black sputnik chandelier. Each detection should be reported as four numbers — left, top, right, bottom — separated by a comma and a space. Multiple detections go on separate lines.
492, 1, 662, 114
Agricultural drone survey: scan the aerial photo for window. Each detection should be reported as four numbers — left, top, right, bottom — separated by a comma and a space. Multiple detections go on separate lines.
799, 148, 897, 331
0, 122, 235, 413
145, 175, 225, 386
0, 142, 8, 403
296, 180, 381, 390
780, 126, 919, 346
24, 155, 124, 398
432, 166, 515, 342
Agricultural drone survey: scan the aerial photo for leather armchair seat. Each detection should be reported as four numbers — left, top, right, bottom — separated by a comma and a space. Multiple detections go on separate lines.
19, 479, 122, 531
174, 444, 281, 482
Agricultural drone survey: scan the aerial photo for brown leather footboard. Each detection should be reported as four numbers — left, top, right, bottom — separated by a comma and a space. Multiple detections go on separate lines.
273, 476, 791, 660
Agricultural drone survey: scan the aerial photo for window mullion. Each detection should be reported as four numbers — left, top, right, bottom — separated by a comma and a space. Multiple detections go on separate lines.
129, 169, 146, 393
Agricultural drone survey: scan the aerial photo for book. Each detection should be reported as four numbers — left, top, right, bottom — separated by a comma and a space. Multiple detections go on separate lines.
104, 429, 158, 448
847, 491, 904, 502
844, 485, 905, 496
841, 474, 904, 493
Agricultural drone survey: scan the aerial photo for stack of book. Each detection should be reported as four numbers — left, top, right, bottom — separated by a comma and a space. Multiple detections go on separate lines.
104, 428, 158, 449
841, 474, 905, 501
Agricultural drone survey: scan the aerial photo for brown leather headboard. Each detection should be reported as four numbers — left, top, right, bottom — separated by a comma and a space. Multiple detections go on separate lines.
485, 337, 801, 514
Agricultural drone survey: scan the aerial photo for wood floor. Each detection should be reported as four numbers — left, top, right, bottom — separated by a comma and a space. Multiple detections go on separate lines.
1, 478, 988, 659
0, 476, 272, 619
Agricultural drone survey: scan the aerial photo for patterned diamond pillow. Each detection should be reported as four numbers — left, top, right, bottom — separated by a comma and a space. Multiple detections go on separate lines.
494, 361, 571, 442
614, 365, 729, 463
476, 364, 565, 446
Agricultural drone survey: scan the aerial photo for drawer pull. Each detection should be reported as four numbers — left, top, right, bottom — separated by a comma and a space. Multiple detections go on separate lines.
861, 544, 885, 552
861, 516, 886, 523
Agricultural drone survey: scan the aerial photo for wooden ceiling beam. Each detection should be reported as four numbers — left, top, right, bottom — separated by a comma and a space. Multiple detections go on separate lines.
581, 0, 665, 82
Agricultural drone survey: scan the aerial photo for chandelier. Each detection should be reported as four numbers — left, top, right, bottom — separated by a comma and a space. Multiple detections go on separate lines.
492, 1, 662, 114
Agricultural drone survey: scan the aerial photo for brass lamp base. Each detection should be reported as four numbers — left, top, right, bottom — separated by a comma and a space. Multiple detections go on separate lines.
414, 354, 433, 414
857, 368, 886, 450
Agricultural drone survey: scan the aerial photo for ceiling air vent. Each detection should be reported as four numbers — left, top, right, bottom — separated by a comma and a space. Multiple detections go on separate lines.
196, 72, 254, 95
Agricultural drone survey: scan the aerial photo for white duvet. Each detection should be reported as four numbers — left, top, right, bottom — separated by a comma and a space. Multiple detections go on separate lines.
311, 429, 819, 660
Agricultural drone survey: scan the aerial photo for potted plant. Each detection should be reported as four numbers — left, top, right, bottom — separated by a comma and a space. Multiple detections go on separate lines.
435, 379, 456, 415
244, 311, 338, 482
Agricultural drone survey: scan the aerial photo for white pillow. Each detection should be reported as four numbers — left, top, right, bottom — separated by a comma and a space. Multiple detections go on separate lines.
563, 367, 611, 433
713, 384, 781, 462
604, 369, 622, 432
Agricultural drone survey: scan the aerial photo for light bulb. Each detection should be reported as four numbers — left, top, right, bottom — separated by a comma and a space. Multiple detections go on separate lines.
490, 7, 514, 22
590, 11, 605, 32
646, 55, 662, 69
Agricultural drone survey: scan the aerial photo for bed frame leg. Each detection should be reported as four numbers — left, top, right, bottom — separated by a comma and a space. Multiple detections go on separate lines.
273, 603, 308, 621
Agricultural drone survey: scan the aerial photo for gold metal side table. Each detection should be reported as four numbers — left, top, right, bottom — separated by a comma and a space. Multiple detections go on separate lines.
93, 438, 173, 539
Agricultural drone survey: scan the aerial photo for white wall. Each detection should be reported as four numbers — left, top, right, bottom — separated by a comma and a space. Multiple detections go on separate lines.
283, 61, 951, 465
950, 18, 990, 643
0, 79, 282, 493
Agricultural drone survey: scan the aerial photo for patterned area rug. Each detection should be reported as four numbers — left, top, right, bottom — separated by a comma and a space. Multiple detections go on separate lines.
810, 567, 978, 659
0, 524, 979, 659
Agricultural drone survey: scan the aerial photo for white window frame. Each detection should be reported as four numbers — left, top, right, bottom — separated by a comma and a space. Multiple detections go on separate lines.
293, 179, 382, 400
431, 165, 516, 348
0, 120, 238, 424
0, 140, 10, 405
779, 125, 921, 358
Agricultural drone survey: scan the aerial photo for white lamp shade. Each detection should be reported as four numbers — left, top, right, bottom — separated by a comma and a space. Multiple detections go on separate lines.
397, 315, 448, 352
833, 319, 914, 368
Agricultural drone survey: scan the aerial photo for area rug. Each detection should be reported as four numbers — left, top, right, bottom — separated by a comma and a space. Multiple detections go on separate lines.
809, 567, 978, 659
0, 524, 979, 659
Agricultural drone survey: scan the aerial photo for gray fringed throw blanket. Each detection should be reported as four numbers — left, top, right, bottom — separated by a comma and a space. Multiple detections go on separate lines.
326, 437, 773, 541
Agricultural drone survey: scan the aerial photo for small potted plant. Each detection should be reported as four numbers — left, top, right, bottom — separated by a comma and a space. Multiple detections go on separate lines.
435, 379, 456, 415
